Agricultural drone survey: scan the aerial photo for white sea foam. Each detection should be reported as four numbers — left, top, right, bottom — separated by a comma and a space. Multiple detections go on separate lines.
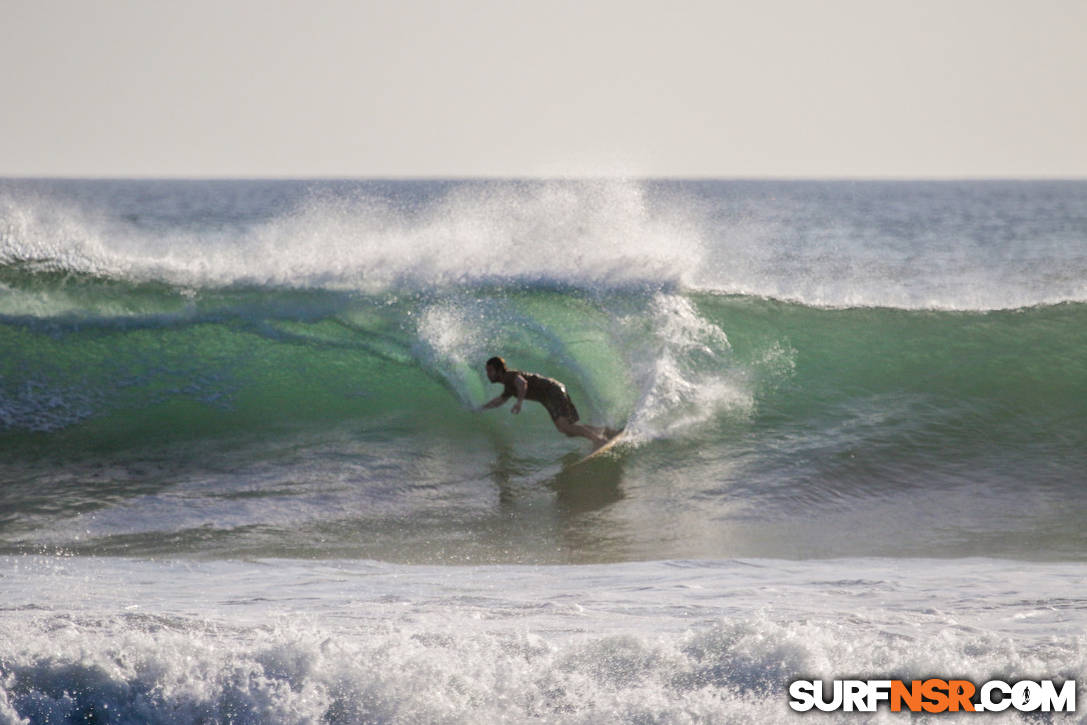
1, 556, 1083, 724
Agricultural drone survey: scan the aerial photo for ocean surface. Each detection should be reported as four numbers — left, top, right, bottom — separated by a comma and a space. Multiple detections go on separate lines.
1, 178, 1085, 723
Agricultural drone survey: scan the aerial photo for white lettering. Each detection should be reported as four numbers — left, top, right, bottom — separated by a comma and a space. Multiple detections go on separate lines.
815, 680, 843, 712
1012, 681, 1042, 712
981, 680, 1011, 712
843, 680, 868, 712
1040, 680, 1076, 712
788, 680, 815, 712
866, 680, 892, 710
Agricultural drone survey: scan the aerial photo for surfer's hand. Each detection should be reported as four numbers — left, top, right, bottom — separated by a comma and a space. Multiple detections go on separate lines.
511, 401, 522, 414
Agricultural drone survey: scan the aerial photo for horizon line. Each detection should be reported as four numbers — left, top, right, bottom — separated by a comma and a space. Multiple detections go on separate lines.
4, 173, 1087, 183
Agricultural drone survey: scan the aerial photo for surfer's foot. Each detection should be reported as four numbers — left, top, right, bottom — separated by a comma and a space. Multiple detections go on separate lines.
591, 429, 613, 448
603, 426, 624, 439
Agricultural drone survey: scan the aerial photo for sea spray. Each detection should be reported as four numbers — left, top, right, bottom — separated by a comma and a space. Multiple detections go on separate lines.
1, 179, 707, 293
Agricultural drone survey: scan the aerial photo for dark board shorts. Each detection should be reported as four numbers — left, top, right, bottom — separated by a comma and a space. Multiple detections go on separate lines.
541, 385, 580, 423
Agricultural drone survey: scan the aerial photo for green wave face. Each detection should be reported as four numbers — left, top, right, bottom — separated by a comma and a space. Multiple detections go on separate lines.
3, 269, 1084, 467
0, 274, 719, 448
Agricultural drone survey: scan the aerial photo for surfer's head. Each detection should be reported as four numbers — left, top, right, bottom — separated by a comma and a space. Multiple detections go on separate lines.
485, 356, 507, 382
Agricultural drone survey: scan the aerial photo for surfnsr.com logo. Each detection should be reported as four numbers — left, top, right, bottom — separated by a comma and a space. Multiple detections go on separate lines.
789, 679, 1076, 713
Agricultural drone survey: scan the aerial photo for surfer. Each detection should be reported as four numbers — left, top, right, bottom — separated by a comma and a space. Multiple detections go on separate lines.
479, 357, 612, 447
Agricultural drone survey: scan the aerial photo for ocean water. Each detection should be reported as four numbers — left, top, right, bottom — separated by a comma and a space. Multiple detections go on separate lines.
1, 178, 1085, 723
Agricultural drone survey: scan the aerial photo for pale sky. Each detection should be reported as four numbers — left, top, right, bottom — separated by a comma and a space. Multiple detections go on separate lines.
3, 0, 1085, 178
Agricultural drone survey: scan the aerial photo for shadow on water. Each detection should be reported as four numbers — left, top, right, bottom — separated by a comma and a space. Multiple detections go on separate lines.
486, 434, 625, 518
486, 437, 536, 508
486, 434, 630, 513
478, 433, 631, 562
548, 451, 625, 516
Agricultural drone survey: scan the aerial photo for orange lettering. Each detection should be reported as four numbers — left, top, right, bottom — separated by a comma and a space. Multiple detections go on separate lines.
922, 679, 950, 713
891, 680, 922, 712
947, 680, 976, 712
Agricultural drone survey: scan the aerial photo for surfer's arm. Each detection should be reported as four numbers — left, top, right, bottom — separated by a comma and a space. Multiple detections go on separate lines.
479, 393, 510, 411
510, 375, 527, 414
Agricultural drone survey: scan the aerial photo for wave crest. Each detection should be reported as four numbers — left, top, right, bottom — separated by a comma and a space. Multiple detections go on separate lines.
1, 180, 707, 294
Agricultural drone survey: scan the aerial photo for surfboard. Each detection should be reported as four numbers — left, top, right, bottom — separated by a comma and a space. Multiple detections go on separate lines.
573, 430, 627, 466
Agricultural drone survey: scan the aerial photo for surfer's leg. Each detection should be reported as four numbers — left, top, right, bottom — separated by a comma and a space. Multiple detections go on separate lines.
553, 416, 608, 446
543, 389, 607, 445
